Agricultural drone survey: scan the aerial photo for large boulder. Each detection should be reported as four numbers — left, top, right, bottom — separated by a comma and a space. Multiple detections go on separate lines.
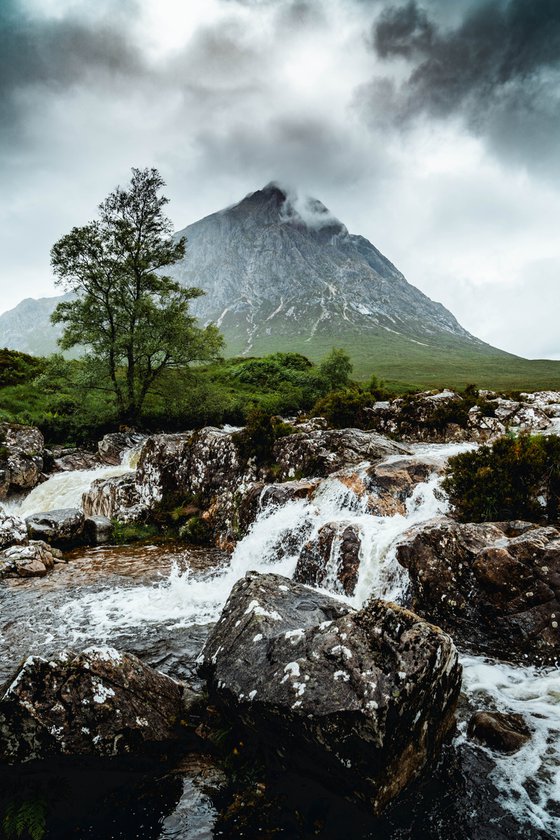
0, 647, 187, 763
82, 474, 144, 523
200, 572, 461, 815
397, 518, 560, 664
53, 448, 101, 472
26, 508, 85, 548
272, 428, 409, 480
0, 423, 44, 499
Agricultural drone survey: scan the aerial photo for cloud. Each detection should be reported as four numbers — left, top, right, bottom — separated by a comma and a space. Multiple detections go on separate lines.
365, 0, 560, 173
0, 0, 558, 360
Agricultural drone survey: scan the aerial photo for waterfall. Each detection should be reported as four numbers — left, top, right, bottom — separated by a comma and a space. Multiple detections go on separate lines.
55, 439, 560, 834
5, 447, 141, 518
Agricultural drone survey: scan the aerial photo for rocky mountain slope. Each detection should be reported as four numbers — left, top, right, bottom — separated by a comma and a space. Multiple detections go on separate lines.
172, 183, 476, 354
1, 183, 559, 385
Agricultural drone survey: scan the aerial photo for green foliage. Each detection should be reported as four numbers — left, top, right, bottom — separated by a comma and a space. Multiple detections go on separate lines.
51, 167, 223, 423
111, 521, 159, 544
233, 409, 295, 467
0, 349, 45, 389
179, 515, 212, 545
318, 348, 353, 391
2, 797, 47, 840
443, 433, 560, 523
312, 387, 375, 429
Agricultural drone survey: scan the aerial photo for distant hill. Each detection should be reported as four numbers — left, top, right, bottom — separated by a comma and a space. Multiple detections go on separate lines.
1, 183, 559, 389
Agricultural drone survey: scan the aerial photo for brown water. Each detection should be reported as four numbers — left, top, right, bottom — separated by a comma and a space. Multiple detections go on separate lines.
0, 542, 228, 687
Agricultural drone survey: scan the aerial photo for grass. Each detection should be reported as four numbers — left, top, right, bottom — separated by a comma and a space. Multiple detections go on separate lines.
236, 331, 560, 390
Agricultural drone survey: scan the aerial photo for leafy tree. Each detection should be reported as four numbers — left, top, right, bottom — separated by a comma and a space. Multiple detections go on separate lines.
319, 348, 353, 390
51, 167, 223, 424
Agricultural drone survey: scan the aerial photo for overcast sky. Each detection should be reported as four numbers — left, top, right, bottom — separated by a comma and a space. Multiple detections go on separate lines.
0, 0, 559, 358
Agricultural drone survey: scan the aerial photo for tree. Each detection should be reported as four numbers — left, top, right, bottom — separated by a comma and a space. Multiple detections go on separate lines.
319, 348, 353, 391
51, 167, 223, 423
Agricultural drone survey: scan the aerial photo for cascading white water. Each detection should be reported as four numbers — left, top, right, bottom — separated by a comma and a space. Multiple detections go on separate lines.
459, 655, 560, 834
5, 448, 140, 518
50, 439, 559, 834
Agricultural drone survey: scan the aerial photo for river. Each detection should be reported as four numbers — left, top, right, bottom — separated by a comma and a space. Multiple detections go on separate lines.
1, 442, 558, 839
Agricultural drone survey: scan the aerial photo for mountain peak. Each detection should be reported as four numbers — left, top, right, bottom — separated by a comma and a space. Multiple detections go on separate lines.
236, 182, 344, 233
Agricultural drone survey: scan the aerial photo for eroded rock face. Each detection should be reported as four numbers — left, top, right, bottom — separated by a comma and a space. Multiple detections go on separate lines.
272, 429, 409, 480
83, 475, 143, 523
295, 522, 362, 595
98, 432, 145, 466
397, 518, 560, 663
0, 424, 44, 499
237, 479, 319, 537
26, 508, 85, 548
200, 572, 461, 815
0, 647, 186, 763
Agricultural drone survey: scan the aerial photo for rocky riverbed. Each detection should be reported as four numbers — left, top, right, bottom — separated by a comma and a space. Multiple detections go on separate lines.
0, 396, 559, 838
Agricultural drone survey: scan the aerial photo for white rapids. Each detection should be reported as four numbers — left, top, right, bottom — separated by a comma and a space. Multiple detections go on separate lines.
5, 448, 140, 518
14, 438, 559, 835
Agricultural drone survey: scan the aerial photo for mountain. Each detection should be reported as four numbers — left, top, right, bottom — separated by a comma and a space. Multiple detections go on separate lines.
0, 294, 68, 357
1, 183, 559, 388
172, 183, 476, 352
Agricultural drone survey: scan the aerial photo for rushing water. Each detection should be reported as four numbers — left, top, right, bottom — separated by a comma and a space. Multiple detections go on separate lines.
1, 440, 559, 838
4, 447, 141, 517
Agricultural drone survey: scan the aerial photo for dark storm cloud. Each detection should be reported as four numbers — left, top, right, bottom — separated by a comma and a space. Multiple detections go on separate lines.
366, 0, 560, 171
0, 0, 143, 138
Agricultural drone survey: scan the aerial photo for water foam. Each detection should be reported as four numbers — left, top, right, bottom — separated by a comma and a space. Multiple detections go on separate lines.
6, 447, 140, 517
459, 655, 560, 834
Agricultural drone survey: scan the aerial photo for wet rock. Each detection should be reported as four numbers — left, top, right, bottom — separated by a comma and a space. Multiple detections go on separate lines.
0, 540, 61, 578
200, 571, 461, 815
295, 521, 362, 595
238, 479, 318, 536
26, 508, 85, 548
136, 428, 258, 543
54, 449, 101, 472
83, 515, 114, 545
272, 428, 409, 480
83, 474, 144, 523
467, 711, 531, 754
397, 518, 560, 663
363, 458, 434, 516
98, 432, 145, 465
0, 423, 44, 499
367, 389, 560, 443
0, 507, 27, 548
0, 647, 186, 763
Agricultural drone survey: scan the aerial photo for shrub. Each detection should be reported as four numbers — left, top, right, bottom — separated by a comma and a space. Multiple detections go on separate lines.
233, 409, 294, 467
443, 433, 560, 524
312, 388, 374, 429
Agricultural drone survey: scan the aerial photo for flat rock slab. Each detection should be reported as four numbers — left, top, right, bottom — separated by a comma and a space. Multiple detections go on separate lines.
200, 571, 461, 815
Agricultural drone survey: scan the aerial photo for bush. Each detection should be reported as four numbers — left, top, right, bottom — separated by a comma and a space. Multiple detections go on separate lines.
233, 409, 295, 467
443, 433, 560, 524
312, 388, 374, 429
